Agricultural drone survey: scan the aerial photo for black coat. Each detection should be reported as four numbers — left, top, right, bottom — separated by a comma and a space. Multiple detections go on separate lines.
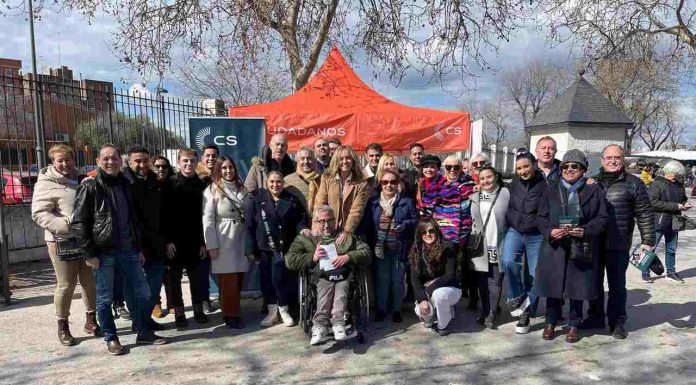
71, 169, 141, 259
648, 176, 688, 231
164, 172, 207, 260
506, 170, 545, 235
409, 242, 460, 302
594, 169, 655, 251
400, 166, 420, 200
122, 167, 167, 261
245, 189, 309, 255
535, 182, 608, 300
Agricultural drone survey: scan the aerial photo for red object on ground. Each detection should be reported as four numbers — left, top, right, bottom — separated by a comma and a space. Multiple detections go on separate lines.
229, 47, 471, 153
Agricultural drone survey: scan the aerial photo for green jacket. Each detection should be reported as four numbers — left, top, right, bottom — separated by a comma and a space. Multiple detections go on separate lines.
285, 233, 371, 272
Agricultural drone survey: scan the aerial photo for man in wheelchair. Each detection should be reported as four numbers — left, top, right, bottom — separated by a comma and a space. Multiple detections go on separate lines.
286, 205, 371, 345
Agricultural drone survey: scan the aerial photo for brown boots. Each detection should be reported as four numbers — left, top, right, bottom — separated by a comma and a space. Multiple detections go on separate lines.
84, 311, 103, 337
57, 319, 76, 346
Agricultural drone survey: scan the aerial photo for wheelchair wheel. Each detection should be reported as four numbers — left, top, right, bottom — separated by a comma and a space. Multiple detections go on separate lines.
354, 271, 370, 331
298, 271, 314, 335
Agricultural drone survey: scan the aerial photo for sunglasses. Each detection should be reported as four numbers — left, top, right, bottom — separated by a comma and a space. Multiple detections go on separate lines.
380, 180, 398, 186
471, 161, 485, 167
445, 165, 462, 171
562, 163, 581, 170
423, 229, 437, 235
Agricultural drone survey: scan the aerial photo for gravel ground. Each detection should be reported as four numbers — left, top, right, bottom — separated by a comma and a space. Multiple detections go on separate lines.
1, 228, 694, 385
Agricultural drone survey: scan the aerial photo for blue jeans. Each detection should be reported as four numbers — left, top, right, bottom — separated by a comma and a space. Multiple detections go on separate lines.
124, 260, 165, 331
655, 229, 678, 274
501, 228, 543, 314
93, 250, 151, 341
259, 251, 294, 306
200, 256, 219, 297
374, 250, 406, 314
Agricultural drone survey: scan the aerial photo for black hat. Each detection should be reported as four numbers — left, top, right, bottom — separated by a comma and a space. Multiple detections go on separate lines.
420, 154, 441, 168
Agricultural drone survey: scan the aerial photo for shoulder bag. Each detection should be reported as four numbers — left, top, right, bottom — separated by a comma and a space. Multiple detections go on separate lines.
466, 189, 500, 258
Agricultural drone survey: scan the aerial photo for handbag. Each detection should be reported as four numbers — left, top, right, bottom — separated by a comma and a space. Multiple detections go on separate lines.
569, 239, 592, 263
53, 234, 83, 261
672, 215, 696, 231
629, 244, 656, 272
467, 189, 500, 258
649, 254, 665, 276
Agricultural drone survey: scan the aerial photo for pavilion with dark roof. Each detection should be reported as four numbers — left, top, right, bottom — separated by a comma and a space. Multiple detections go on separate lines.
526, 70, 634, 159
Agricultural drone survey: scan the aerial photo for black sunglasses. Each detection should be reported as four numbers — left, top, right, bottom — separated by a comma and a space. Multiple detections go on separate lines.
423, 229, 437, 235
380, 180, 398, 186
445, 165, 462, 171
562, 163, 581, 170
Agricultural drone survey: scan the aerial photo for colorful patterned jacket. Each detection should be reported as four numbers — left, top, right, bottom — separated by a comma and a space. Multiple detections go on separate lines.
417, 173, 474, 246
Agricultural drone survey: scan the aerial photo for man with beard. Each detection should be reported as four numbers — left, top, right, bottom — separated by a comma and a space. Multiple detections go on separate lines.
400, 143, 424, 200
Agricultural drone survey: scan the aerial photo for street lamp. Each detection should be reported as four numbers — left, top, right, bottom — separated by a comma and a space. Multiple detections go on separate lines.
27, 0, 46, 169
155, 87, 168, 152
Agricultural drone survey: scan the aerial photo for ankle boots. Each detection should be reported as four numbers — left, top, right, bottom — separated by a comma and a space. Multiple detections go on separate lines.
83, 311, 103, 337
57, 319, 76, 346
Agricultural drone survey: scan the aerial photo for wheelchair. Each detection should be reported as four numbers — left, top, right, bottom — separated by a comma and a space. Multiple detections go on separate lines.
298, 267, 370, 343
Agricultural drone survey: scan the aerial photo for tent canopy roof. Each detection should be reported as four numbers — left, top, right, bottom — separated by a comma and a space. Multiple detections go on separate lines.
230, 47, 462, 117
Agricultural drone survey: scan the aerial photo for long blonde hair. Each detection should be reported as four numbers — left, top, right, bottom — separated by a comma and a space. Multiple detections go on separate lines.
376, 153, 397, 181
326, 145, 364, 182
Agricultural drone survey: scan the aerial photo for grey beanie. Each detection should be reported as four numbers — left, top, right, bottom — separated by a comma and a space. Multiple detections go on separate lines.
561, 149, 588, 169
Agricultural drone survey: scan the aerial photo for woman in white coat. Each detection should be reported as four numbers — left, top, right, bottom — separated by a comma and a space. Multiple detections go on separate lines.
203, 156, 251, 329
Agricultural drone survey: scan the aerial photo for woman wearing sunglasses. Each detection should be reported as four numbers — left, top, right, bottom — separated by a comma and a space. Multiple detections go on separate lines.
409, 218, 462, 336
360, 170, 418, 322
469, 166, 510, 329
536, 150, 608, 343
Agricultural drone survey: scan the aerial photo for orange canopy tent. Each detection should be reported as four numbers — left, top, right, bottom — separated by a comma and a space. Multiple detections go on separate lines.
229, 48, 470, 153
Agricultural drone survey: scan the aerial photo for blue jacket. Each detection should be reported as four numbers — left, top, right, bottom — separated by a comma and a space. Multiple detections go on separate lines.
359, 193, 418, 262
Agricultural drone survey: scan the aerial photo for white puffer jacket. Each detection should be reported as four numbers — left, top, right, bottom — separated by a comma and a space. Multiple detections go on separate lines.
30, 166, 79, 242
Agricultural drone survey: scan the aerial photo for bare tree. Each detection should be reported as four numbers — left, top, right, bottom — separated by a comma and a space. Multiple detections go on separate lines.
639, 102, 684, 150
591, 47, 678, 154
462, 96, 523, 148
173, 53, 289, 106
11, 0, 532, 91
542, 0, 696, 65
500, 60, 571, 129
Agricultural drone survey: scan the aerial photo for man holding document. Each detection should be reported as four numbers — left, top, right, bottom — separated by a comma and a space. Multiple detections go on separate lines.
286, 205, 371, 345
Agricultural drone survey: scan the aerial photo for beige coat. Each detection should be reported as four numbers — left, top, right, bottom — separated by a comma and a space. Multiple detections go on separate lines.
315, 173, 368, 233
31, 166, 78, 242
202, 181, 251, 274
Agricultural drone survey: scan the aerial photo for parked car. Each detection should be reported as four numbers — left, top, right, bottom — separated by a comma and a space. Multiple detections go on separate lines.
2, 170, 37, 205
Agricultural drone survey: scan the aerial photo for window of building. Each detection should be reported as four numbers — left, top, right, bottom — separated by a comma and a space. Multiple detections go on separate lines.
4, 69, 13, 78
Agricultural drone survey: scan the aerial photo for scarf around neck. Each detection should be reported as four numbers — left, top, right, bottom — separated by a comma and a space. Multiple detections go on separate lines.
379, 192, 397, 217
297, 169, 320, 213
561, 177, 586, 217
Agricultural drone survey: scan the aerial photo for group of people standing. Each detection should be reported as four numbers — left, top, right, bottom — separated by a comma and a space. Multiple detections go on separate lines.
30, 132, 691, 354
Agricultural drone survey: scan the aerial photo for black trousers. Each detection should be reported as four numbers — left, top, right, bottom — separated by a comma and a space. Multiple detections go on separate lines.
476, 264, 505, 316
168, 258, 208, 308
258, 251, 297, 307
588, 249, 630, 326
546, 297, 583, 327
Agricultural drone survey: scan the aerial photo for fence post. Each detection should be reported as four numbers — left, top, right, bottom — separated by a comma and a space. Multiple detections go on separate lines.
490, 144, 497, 168
502, 146, 509, 174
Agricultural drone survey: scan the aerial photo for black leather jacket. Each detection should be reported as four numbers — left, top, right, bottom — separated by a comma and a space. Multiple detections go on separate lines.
595, 169, 655, 251
648, 176, 688, 231
122, 167, 166, 261
71, 169, 141, 259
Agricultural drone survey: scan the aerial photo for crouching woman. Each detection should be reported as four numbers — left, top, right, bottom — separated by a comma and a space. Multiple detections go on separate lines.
410, 218, 462, 336
285, 205, 371, 345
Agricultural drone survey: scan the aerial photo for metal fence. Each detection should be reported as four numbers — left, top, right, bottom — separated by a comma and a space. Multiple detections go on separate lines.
0, 76, 225, 251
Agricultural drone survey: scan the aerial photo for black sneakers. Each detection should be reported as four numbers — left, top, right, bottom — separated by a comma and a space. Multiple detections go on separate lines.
174, 309, 188, 328
515, 312, 531, 334
136, 331, 168, 345
666, 272, 685, 283
610, 324, 628, 339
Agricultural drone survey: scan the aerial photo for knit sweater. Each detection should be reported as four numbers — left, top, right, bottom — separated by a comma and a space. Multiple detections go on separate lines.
417, 173, 473, 246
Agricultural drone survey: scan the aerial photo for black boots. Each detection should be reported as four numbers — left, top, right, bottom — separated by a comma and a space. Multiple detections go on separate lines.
193, 303, 209, 324
57, 319, 75, 346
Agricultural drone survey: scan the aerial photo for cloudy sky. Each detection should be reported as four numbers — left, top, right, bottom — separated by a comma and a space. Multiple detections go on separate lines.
1, 9, 694, 147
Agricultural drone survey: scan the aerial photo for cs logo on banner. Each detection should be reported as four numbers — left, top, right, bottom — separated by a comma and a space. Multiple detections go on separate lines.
189, 117, 265, 180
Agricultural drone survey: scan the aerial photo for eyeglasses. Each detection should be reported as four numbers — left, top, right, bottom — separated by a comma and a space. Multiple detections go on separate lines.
562, 163, 581, 170
380, 180, 398, 186
471, 161, 485, 167
314, 218, 335, 225
423, 229, 437, 235
603, 156, 622, 162
444, 165, 462, 171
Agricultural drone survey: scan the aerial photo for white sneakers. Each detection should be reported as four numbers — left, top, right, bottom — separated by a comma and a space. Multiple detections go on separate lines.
278, 306, 296, 327
310, 326, 329, 345
260, 304, 280, 327
332, 324, 348, 341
